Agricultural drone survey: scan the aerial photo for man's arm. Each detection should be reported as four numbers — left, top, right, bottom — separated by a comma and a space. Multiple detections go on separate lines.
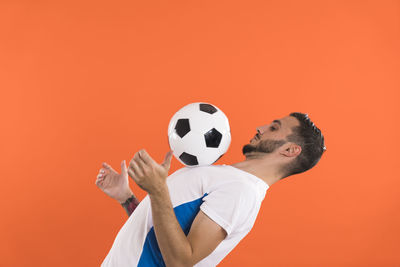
149, 184, 227, 266
96, 160, 141, 217
127, 149, 227, 266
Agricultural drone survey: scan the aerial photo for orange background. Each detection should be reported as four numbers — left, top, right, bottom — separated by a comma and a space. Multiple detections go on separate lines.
1, 0, 399, 266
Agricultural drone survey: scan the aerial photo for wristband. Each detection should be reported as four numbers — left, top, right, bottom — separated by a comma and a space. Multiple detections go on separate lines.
121, 194, 140, 216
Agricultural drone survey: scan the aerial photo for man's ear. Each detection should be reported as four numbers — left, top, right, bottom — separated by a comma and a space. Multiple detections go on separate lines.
280, 143, 301, 158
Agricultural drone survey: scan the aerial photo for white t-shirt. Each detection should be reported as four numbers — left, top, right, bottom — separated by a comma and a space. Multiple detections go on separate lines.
101, 164, 269, 267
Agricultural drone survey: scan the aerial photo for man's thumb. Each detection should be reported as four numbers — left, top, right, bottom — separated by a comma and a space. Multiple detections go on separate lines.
162, 151, 173, 170
121, 160, 127, 173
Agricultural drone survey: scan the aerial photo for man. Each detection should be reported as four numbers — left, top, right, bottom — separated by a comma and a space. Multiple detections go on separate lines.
95, 112, 326, 266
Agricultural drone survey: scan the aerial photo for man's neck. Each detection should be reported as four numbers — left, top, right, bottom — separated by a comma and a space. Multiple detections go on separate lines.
230, 156, 281, 187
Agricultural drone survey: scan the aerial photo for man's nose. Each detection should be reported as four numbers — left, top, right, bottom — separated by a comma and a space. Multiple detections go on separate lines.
257, 124, 270, 134
256, 126, 265, 134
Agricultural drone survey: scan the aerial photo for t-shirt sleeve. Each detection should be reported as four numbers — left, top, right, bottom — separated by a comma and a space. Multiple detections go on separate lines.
199, 182, 258, 237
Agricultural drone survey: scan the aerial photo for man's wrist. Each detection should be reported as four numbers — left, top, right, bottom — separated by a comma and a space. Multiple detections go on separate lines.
121, 194, 140, 216
118, 192, 135, 204
148, 183, 169, 200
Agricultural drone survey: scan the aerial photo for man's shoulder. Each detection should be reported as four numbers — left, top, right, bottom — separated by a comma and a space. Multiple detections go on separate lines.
167, 165, 227, 178
166, 165, 259, 192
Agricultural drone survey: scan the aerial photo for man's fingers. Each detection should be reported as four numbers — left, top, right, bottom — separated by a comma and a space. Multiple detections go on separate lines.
102, 162, 116, 173
127, 168, 135, 179
133, 150, 151, 173
129, 159, 143, 177
139, 149, 156, 165
128, 168, 140, 185
95, 177, 103, 186
135, 156, 147, 173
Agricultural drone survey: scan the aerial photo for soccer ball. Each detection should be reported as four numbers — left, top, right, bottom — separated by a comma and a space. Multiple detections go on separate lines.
167, 102, 231, 167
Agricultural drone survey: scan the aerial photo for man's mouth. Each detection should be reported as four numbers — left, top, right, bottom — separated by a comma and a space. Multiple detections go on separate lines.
251, 134, 259, 142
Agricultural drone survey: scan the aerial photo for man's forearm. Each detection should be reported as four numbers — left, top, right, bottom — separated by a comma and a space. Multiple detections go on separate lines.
149, 184, 192, 267
120, 194, 140, 216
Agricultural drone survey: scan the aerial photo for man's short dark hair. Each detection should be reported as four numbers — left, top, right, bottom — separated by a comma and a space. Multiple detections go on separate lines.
280, 112, 326, 179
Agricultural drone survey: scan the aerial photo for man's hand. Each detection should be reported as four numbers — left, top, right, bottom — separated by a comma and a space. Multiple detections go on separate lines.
95, 160, 134, 204
127, 149, 173, 195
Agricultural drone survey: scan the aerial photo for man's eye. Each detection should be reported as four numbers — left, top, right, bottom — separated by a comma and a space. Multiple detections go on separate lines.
270, 126, 276, 131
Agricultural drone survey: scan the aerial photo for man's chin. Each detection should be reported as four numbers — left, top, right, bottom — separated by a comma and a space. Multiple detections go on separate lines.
242, 144, 256, 155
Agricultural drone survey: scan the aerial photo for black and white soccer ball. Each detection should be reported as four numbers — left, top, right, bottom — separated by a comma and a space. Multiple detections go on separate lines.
167, 102, 231, 167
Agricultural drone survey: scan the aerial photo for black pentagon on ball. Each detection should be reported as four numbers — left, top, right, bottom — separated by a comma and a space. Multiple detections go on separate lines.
175, 119, 190, 138
179, 152, 199, 166
204, 128, 222, 148
199, 103, 218, 114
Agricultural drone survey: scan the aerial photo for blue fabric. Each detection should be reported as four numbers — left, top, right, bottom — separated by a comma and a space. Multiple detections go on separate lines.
137, 193, 208, 266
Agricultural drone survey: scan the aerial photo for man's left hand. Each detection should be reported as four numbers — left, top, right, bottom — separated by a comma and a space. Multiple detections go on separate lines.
128, 149, 173, 195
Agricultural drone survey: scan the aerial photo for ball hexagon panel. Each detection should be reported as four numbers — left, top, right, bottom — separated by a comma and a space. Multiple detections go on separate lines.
168, 131, 205, 160
195, 146, 225, 166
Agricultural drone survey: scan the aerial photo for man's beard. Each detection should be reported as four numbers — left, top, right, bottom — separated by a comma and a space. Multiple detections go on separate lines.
242, 139, 287, 156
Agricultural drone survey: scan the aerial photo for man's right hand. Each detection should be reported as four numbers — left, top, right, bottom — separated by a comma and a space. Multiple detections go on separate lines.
95, 160, 133, 204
